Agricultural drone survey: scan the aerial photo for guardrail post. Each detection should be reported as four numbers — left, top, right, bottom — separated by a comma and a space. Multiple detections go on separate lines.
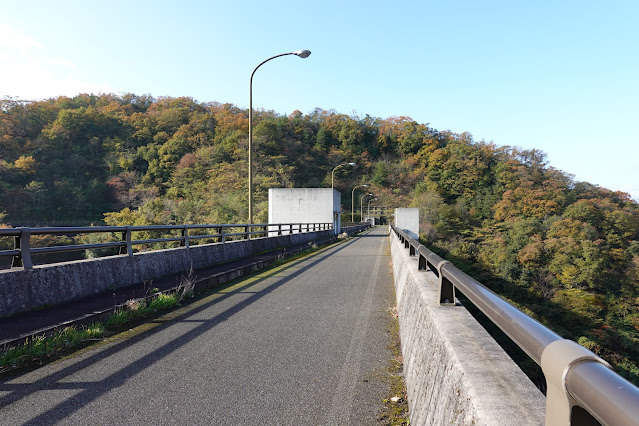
245, 225, 250, 240
418, 253, 428, 270
180, 226, 190, 248
541, 340, 610, 426
277, 224, 282, 236
221, 226, 226, 243
12, 227, 33, 269
409, 243, 416, 256
119, 226, 133, 256
437, 261, 456, 305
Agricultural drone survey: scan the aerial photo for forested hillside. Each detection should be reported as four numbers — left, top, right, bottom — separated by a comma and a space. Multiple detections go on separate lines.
1, 93, 638, 384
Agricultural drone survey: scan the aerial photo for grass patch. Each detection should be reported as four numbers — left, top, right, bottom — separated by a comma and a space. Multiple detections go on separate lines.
0, 323, 106, 375
0, 292, 182, 377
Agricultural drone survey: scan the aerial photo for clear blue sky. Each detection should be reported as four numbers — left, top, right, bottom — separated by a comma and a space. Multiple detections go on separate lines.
2, 0, 638, 200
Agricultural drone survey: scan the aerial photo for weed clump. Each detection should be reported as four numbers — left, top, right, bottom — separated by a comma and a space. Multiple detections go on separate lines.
0, 323, 106, 374
1, 291, 181, 376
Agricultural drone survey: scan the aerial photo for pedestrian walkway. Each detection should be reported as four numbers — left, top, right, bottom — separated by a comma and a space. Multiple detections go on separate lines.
0, 227, 395, 425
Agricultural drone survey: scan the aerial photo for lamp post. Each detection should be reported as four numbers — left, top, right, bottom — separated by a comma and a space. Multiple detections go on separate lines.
331, 162, 356, 189
361, 193, 373, 223
249, 50, 311, 225
368, 197, 378, 221
351, 184, 369, 222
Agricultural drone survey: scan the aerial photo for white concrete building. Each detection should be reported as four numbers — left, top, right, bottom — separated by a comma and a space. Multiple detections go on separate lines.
268, 188, 341, 235
395, 208, 419, 239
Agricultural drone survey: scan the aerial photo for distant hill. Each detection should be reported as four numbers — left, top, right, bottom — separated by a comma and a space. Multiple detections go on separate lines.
1, 93, 638, 385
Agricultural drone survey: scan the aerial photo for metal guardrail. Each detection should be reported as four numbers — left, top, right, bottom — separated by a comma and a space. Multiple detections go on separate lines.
391, 224, 639, 426
0, 222, 332, 270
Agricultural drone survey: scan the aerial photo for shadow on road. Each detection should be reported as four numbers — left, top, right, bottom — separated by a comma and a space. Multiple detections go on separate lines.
0, 235, 367, 424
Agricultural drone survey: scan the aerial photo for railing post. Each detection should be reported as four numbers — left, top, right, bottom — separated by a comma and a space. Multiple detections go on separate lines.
221, 226, 226, 243
437, 261, 456, 305
12, 227, 33, 269
289, 224, 293, 234
278, 224, 282, 236
418, 252, 428, 270
119, 226, 133, 256
181, 226, 190, 248
245, 225, 250, 240
541, 340, 610, 426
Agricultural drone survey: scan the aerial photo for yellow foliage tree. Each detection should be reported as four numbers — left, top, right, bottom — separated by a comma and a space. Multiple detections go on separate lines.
13, 155, 37, 173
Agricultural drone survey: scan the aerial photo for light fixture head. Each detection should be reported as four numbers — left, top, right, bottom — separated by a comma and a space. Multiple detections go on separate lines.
293, 50, 311, 58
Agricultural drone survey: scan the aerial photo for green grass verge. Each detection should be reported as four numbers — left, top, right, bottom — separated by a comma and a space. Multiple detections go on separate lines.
0, 292, 182, 376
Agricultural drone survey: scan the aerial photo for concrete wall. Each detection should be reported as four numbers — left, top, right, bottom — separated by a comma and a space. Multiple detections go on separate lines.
395, 208, 419, 239
390, 231, 545, 425
0, 230, 333, 318
268, 188, 341, 234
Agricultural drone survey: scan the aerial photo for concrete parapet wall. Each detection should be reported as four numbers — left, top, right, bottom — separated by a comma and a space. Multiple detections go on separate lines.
390, 232, 545, 425
0, 231, 333, 318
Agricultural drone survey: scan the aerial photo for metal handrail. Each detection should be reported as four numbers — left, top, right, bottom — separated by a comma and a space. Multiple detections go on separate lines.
390, 224, 639, 426
0, 222, 333, 270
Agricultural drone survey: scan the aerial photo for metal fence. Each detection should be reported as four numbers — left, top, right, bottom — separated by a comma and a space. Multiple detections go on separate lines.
391, 224, 639, 426
0, 222, 332, 270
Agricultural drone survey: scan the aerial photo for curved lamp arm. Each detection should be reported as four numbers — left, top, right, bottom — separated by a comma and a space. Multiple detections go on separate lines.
331, 162, 356, 188
248, 50, 311, 224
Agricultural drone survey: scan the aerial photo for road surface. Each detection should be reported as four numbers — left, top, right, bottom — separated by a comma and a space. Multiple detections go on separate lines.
0, 227, 395, 425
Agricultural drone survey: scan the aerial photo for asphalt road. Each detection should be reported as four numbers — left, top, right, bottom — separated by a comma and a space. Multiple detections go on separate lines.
0, 227, 396, 425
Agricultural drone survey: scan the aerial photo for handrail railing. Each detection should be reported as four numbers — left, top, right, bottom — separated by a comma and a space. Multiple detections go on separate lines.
391, 224, 639, 426
0, 222, 333, 270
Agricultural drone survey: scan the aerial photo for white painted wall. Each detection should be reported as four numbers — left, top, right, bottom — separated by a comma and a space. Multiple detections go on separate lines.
268, 188, 341, 234
395, 208, 419, 239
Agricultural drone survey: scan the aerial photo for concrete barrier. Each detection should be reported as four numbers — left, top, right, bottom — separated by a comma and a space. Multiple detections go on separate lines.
0, 230, 334, 318
390, 231, 545, 425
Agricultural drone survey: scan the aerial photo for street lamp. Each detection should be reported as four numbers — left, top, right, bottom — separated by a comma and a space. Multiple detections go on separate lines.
361, 193, 374, 223
249, 50, 311, 225
351, 184, 369, 222
331, 162, 356, 189
368, 197, 378, 221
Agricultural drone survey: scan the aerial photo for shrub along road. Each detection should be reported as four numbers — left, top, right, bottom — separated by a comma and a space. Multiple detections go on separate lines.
0, 227, 398, 424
